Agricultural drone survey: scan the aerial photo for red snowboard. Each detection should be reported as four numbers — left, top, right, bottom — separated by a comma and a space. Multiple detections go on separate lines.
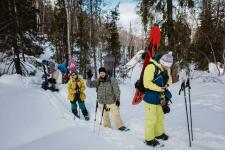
132, 24, 161, 105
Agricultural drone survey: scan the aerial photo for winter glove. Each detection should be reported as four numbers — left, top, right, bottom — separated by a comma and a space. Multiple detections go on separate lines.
87, 70, 93, 79
115, 100, 120, 107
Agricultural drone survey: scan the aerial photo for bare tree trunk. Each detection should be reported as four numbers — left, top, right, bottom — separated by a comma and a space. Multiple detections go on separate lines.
35, 0, 40, 32
42, 0, 46, 34
166, 0, 174, 50
206, 35, 220, 75
223, 49, 225, 75
99, 43, 103, 67
12, 0, 22, 75
199, 50, 210, 64
13, 40, 22, 75
22, 49, 25, 61
171, 63, 179, 83
65, 0, 72, 60
89, 0, 96, 78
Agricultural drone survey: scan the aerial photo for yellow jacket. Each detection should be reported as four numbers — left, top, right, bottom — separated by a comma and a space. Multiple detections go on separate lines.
143, 59, 172, 92
67, 77, 86, 101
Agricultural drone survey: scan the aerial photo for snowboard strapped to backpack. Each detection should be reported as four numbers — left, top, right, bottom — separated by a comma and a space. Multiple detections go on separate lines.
132, 24, 161, 105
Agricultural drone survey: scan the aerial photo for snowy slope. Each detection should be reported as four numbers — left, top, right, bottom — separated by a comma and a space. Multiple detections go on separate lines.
1, 64, 225, 150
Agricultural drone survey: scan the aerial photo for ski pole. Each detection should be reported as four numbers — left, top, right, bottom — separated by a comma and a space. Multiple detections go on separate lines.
78, 105, 81, 118
179, 80, 191, 147
98, 104, 106, 135
93, 101, 98, 132
186, 77, 193, 141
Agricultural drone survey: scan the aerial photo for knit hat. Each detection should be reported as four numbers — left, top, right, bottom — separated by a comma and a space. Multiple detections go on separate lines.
98, 67, 107, 73
69, 63, 76, 72
160, 51, 173, 68
42, 60, 48, 65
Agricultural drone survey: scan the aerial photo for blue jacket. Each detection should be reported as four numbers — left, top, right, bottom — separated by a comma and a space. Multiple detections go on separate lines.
143, 59, 172, 105
58, 64, 68, 74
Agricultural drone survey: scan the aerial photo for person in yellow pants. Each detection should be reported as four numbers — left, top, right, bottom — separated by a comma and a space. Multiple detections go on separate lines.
99, 103, 123, 129
86, 67, 128, 131
143, 52, 173, 147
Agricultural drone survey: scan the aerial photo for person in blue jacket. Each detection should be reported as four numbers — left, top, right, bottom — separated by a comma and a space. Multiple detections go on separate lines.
143, 52, 173, 147
58, 63, 69, 84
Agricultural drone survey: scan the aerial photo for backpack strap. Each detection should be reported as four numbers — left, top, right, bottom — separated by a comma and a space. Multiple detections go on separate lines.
148, 62, 161, 80
149, 62, 169, 86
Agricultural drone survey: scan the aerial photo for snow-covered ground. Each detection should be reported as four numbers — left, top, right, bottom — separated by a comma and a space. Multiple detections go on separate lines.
1, 62, 225, 150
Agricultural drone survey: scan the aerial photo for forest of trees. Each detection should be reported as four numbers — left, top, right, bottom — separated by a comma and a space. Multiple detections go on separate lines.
138, 0, 225, 75
0, 0, 225, 76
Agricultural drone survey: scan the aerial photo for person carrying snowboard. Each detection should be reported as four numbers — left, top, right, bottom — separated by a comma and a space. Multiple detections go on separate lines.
143, 52, 173, 147
67, 71, 90, 121
86, 67, 128, 131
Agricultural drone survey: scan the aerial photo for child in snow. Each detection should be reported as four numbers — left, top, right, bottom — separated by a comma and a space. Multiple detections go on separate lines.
67, 71, 89, 121
143, 52, 173, 147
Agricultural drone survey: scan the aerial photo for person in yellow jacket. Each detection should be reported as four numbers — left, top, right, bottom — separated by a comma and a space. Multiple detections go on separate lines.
67, 71, 89, 121
143, 52, 173, 147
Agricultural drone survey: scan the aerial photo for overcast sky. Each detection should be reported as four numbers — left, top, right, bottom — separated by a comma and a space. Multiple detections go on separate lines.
104, 0, 143, 36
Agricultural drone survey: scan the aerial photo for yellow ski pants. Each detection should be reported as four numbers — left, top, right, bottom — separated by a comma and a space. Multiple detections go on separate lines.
144, 102, 164, 141
99, 103, 123, 129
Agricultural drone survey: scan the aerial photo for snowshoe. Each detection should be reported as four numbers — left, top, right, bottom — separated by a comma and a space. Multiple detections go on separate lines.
74, 114, 80, 120
48, 86, 59, 92
118, 126, 130, 132
72, 109, 80, 119
156, 133, 169, 141
145, 139, 164, 147
41, 81, 48, 90
84, 116, 90, 121
81, 110, 90, 121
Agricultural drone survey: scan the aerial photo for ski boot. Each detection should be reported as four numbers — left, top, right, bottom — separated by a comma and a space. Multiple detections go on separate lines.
82, 110, 90, 121
72, 109, 80, 119
145, 139, 162, 147
156, 133, 169, 141
118, 126, 130, 132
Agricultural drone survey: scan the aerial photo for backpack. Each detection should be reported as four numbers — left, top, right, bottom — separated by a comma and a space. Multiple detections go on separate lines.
135, 62, 160, 93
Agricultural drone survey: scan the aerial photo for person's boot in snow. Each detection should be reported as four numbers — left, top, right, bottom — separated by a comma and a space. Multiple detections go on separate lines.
41, 81, 48, 90
156, 133, 169, 140
145, 139, 160, 147
118, 126, 130, 131
82, 110, 90, 121
72, 109, 80, 118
